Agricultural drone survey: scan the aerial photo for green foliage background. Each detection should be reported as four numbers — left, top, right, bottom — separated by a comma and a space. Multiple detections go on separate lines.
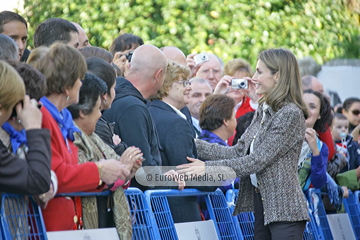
20, 0, 360, 65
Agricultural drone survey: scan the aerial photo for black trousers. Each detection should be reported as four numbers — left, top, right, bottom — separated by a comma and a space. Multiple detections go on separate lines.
253, 189, 306, 240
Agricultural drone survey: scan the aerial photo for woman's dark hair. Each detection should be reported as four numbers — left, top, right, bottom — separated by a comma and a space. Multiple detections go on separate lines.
199, 94, 235, 131
109, 33, 144, 55
303, 89, 333, 132
342, 97, 360, 111
233, 111, 255, 145
79, 46, 113, 63
86, 57, 116, 95
7, 60, 46, 101
67, 73, 107, 119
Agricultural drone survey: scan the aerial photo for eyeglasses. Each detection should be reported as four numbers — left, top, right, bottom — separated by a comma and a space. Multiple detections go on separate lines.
351, 110, 360, 115
176, 80, 191, 87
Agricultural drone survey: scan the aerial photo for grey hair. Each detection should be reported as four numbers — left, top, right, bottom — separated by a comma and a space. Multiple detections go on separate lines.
298, 56, 322, 77
189, 77, 212, 87
0, 34, 18, 60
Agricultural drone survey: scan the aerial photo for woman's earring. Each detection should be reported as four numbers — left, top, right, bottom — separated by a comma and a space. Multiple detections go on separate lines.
66, 96, 70, 102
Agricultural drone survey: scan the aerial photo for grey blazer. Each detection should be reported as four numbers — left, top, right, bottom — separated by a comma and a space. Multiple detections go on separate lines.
195, 102, 310, 225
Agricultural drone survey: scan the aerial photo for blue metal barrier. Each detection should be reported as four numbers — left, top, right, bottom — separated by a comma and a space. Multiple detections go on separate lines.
58, 189, 161, 240
0, 194, 47, 240
227, 189, 323, 240
124, 188, 161, 240
306, 189, 333, 240
343, 191, 360, 239
355, 191, 360, 215
144, 189, 240, 240
225, 189, 253, 240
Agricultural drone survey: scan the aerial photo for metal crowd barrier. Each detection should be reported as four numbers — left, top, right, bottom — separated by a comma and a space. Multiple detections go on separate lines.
144, 188, 240, 240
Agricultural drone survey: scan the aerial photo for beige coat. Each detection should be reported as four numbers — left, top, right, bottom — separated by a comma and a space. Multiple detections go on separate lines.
195, 102, 310, 225
73, 126, 132, 240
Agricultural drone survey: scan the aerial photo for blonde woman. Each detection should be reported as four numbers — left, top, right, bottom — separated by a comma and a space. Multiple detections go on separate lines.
149, 61, 217, 223
178, 49, 310, 240
0, 60, 51, 194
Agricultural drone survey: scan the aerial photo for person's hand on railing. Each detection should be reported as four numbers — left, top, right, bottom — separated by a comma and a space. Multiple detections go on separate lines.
34, 183, 54, 209
164, 169, 186, 190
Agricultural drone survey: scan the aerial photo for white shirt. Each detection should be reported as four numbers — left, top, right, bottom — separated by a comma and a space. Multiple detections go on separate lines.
163, 102, 187, 120
191, 116, 202, 133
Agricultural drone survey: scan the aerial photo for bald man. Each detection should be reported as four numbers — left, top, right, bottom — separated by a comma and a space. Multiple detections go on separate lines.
103, 45, 181, 190
301, 75, 324, 94
72, 22, 90, 49
161, 46, 186, 66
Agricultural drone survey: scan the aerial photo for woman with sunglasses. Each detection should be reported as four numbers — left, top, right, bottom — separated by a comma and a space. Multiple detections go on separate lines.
149, 60, 217, 223
342, 98, 360, 142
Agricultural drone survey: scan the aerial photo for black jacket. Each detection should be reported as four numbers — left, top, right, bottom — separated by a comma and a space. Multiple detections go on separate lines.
103, 78, 174, 191
0, 129, 51, 194
95, 116, 127, 156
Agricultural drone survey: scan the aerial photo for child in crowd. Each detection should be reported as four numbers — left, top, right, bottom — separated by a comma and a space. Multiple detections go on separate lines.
331, 113, 360, 191
331, 113, 360, 172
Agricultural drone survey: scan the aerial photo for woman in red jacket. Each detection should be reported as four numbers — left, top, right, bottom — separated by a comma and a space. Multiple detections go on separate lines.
32, 43, 131, 231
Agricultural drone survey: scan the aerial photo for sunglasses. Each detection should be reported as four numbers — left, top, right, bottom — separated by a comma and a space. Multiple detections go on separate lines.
352, 110, 360, 115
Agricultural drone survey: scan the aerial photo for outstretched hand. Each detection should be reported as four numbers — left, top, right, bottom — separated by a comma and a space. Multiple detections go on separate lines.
176, 157, 206, 176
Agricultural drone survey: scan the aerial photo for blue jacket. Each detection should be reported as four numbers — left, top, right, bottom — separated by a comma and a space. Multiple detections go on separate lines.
310, 143, 328, 189
335, 134, 360, 172
149, 100, 216, 223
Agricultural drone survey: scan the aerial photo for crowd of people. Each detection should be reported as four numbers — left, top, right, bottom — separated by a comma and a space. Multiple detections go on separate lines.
0, 10, 359, 240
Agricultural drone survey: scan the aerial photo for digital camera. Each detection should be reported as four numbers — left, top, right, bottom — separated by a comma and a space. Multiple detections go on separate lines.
231, 79, 248, 89
194, 52, 209, 65
125, 51, 134, 62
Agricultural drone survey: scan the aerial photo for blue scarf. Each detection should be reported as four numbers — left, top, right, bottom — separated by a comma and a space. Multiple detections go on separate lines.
198, 129, 229, 146
2, 122, 27, 153
40, 96, 80, 142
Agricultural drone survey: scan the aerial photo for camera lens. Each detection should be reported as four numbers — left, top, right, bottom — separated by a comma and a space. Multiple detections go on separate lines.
239, 82, 245, 87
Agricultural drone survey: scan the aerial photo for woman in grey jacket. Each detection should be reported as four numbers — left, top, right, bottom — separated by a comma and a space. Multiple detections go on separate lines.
178, 48, 310, 240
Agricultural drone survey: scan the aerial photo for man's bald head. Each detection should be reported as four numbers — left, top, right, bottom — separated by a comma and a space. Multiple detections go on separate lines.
161, 46, 186, 66
127, 44, 167, 98
301, 75, 324, 94
72, 22, 90, 49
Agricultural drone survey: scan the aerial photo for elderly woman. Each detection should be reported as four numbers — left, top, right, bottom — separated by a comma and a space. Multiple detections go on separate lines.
68, 73, 142, 239
0, 60, 51, 194
149, 60, 216, 223
198, 94, 239, 191
198, 94, 237, 146
32, 43, 131, 231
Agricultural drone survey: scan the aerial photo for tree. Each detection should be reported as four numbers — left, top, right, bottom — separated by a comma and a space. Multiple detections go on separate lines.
21, 0, 359, 65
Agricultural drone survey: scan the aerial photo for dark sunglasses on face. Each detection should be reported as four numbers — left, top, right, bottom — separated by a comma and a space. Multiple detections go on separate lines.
352, 110, 360, 115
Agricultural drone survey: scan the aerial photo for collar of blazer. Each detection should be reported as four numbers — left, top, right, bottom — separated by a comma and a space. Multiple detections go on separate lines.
256, 102, 274, 118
